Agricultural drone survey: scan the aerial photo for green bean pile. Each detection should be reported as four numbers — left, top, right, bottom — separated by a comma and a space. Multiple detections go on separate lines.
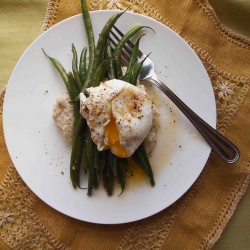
44, 0, 155, 196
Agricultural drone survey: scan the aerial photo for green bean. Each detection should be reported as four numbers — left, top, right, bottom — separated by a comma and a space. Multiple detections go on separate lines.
70, 117, 86, 188
117, 163, 125, 195
98, 150, 107, 174
81, 139, 89, 173
130, 53, 150, 85
81, 0, 96, 90
79, 47, 87, 84
67, 72, 81, 124
93, 144, 101, 171
109, 152, 118, 177
120, 158, 129, 173
71, 44, 83, 90
67, 72, 80, 99
132, 144, 155, 186
113, 26, 148, 79
95, 11, 125, 69
87, 165, 97, 196
74, 132, 85, 187
123, 35, 144, 83
86, 130, 94, 195
42, 49, 69, 91
86, 129, 98, 195
105, 41, 116, 80
103, 153, 114, 196
91, 61, 107, 87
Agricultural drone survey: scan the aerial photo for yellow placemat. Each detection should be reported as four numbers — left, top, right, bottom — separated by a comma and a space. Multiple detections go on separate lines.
1, 0, 250, 249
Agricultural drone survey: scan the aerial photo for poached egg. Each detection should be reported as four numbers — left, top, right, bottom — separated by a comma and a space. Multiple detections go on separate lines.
79, 79, 153, 158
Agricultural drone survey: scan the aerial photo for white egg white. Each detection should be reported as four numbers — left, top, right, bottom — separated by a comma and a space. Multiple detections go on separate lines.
79, 79, 153, 157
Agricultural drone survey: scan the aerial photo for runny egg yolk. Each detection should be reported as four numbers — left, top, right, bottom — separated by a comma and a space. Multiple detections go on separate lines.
105, 115, 129, 158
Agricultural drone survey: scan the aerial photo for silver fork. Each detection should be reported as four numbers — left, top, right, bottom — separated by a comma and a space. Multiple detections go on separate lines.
109, 26, 240, 164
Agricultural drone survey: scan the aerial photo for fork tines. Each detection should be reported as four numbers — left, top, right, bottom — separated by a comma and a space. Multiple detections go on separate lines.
109, 25, 143, 66
112, 26, 143, 56
108, 33, 129, 65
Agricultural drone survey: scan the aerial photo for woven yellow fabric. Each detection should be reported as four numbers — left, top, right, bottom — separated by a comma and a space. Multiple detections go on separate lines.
0, 0, 249, 249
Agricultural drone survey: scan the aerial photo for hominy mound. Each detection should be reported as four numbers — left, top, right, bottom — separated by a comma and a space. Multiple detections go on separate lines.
53, 92, 74, 143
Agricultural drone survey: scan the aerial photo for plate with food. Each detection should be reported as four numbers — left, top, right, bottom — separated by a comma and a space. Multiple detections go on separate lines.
3, 9, 216, 224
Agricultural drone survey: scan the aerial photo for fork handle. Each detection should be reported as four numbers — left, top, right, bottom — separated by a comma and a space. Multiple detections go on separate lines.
148, 74, 240, 163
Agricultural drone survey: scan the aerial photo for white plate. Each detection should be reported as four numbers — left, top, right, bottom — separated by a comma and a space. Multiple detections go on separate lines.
3, 11, 216, 224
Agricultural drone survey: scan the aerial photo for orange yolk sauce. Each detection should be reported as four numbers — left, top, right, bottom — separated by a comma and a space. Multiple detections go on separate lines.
105, 115, 129, 158
105, 116, 147, 182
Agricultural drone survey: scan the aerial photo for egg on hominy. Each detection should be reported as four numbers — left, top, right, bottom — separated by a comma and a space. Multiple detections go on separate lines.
79, 79, 154, 158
